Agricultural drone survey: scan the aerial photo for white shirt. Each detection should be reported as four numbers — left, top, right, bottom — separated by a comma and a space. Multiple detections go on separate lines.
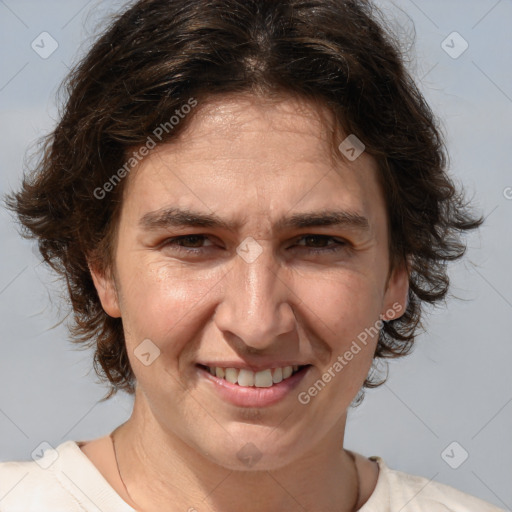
0, 440, 505, 511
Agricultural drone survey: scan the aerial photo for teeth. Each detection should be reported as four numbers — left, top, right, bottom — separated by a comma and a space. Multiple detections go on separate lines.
282, 366, 293, 379
224, 367, 238, 384
237, 369, 254, 387
254, 369, 273, 387
206, 365, 302, 387
272, 367, 283, 384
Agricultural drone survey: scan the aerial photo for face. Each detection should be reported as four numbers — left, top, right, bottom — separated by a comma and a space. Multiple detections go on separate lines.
91, 93, 408, 471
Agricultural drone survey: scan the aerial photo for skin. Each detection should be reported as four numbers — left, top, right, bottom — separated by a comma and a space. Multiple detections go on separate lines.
87, 92, 409, 511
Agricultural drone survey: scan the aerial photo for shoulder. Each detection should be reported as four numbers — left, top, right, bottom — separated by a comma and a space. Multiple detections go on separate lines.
0, 441, 78, 511
359, 456, 506, 512
0, 440, 134, 512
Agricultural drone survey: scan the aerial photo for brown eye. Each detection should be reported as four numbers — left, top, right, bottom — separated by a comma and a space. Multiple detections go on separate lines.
175, 235, 208, 248
162, 235, 215, 252
295, 235, 347, 253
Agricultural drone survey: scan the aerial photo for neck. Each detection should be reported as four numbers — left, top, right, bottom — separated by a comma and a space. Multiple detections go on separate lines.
113, 388, 360, 512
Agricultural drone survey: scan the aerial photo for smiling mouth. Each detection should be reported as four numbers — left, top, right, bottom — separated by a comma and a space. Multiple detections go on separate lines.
196, 364, 310, 388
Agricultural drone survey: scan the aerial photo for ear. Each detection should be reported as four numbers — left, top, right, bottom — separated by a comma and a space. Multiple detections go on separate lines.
88, 261, 122, 318
381, 261, 409, 321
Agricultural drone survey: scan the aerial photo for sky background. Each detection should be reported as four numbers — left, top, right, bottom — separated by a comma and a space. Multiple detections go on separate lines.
0, 0, 511, 509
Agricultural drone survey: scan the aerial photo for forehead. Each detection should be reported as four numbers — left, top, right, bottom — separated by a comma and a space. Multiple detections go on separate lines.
130, 93, 343, 178
120, 93, 384, 232
179, 93, 337, 146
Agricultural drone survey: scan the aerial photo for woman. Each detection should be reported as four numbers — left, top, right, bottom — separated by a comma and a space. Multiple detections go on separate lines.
1, 0, 504, 510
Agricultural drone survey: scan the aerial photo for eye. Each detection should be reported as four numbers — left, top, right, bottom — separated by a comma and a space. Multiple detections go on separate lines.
162, 234, 215, 253
294, 235, 348, 253
160, 234, 348, 256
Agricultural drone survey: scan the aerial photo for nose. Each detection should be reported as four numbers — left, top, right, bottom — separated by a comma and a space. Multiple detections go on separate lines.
213, 242, 297, 351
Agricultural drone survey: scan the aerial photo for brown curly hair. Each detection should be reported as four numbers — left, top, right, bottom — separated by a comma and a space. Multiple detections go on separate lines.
5, 0, 482, 403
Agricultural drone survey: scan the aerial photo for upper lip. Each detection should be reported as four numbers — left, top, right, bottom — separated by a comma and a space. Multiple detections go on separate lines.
197, 361, 310, 372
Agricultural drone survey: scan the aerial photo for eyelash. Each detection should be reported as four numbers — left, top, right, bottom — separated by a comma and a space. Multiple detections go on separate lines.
161, 234, 347, 254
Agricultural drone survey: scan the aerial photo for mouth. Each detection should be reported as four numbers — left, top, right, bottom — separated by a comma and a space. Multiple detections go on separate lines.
196, 363, 312, 408
197, 364, 307, 387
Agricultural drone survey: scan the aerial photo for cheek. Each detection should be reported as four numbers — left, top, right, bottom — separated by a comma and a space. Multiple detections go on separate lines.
117, 256, 226, 355
293, 274, 383, 413
293, 269, 384, 343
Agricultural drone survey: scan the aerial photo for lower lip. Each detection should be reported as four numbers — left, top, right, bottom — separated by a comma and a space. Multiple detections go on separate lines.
197, 365, 311, 408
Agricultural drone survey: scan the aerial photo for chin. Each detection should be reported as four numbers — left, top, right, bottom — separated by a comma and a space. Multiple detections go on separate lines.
197, 424, 306, 472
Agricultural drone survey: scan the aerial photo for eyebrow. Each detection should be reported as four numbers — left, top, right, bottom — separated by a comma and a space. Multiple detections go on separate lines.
139, 207, 370, 233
